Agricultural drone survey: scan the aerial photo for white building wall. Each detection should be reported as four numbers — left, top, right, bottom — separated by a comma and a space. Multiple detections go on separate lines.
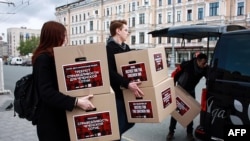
7, 27, 40, 57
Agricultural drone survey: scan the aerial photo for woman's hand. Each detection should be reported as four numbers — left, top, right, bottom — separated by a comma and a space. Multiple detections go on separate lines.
76, 95, 95, 111
128, 81, 144, 98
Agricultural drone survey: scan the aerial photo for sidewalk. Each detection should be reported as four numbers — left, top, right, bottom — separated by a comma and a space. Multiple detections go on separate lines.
0, 92, 38, 141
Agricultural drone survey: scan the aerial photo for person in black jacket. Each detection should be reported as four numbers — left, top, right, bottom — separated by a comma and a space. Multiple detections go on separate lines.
32, 21, 95, 141
106, 20, 144, 139
167, 53, 208, 141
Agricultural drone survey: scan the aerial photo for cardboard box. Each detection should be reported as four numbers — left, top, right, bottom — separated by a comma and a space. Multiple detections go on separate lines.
66, 92, 120, 141
122, 77, 176, 123
115, 47, 168, 88
171, 85, 201, 127
54, 43, 111, 97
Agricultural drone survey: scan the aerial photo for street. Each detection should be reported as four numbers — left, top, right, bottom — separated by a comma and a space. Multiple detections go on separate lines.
1, 65, 205, 141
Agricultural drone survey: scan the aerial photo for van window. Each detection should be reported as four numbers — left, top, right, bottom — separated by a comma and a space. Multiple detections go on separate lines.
211, 34, 250, 81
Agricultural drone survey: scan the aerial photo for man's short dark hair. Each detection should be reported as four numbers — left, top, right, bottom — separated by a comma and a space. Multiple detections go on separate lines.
197, 53, 207, 60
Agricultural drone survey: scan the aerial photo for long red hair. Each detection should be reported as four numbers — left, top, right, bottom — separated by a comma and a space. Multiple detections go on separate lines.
32, 21, 66, 64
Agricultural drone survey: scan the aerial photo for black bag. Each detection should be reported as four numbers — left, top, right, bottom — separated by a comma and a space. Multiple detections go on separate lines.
14, 73, 39, 125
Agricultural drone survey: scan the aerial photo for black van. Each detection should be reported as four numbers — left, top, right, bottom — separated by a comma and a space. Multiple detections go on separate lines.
195, 29, 250, 141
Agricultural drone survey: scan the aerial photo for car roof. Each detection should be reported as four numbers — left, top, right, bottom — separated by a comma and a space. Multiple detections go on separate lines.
148, 24, 246, 40
221, 29, 250, 36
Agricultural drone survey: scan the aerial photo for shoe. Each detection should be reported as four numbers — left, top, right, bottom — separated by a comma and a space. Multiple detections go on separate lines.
186, 133, 195, 141
166, 132, 174, 140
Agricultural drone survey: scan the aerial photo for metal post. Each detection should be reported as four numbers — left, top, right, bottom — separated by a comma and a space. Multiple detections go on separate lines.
170, 1, 175, 68
0, 58, 10, 94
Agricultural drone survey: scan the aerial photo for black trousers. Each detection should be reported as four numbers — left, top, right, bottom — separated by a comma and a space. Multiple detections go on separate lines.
169, 90, 195, 134
116, 98, 135, 139
169, 116, 194, 134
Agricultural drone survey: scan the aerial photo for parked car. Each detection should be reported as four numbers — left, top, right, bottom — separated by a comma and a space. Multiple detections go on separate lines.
10, 57, 23, 65
22, 58, 32, 66
195, 29, 250, 140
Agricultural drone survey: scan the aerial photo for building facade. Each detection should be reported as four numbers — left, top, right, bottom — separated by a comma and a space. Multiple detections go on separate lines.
7, 27, 40, 57
0, 41, 8, 60
55, 0, 250, 64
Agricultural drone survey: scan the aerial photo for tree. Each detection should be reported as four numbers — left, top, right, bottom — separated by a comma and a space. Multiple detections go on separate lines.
17, 37, 39, 56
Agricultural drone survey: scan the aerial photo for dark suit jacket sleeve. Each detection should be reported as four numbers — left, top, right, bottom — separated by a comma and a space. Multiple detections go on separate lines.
106, 45, 130, 88
33, 54, 75, 111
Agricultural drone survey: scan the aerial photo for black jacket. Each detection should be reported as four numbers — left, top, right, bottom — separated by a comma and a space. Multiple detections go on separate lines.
106, 38, 131, 100
33, 54, 75, 141
177, 58, 207, 96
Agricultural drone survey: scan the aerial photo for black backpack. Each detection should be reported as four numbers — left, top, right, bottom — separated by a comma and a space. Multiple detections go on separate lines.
14, 73, 40, 125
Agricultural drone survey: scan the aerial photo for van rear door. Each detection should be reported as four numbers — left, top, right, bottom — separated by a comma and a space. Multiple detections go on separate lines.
205, 31, 250, 139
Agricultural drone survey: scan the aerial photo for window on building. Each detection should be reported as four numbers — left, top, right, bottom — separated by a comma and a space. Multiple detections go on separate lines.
132, 17, 135, 27
106, 21, 110, 30
20, 33, 24, 41
237, 2, 244, 16
131, 35, 136, 45
75, 40, 77, 45
159, 0, 162, 6
209, 2, 219, 16
79, 40, 82, 45
72, 16, 74, 23
132, 2, 136, 11
178, 0, 181, 3
83, 26, 85, 33
158, 13, 162, 24
123, 4, 125, 12
107, 8, 110, 16
90, 37, 93, 43
79, 14, 81, 21
75, 27, 78, 34
75, 15, 78, 22
177, 38, 180, 43
145, 0, 149, 5
89, 21, 93, 31
187, 9, 192, 21
177, 11, 181, 22
139, 32, 144, 43
72, 27, 74, 35
79, 26, 82, 33
168, 0, 171, 5
139, 13, 145, 24
83, 13, 86, 20
198, 8, 204, 20
167, 37, 171, 43
158, 37, 162, 44
119, 5, 122, 13
167, 12, 171, 23
209, 37, 218, 41
95, 10, 98, 15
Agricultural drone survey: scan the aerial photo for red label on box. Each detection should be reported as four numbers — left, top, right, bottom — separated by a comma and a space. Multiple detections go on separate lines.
129, 100, 153, 118
162, 88, 172, 109
176, 96, 190, 116
62, 61, 103, 91
73, 111, 112, 140
154, 53, 163, 71
121, 63, 147, 82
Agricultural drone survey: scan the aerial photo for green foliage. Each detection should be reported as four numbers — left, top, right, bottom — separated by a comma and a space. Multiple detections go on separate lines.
17, 37, 39, 56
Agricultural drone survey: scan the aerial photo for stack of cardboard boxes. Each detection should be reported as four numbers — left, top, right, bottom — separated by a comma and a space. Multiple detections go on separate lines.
53, 43, 120, 141
115, 47, 201, 127
115, 47, 177, 123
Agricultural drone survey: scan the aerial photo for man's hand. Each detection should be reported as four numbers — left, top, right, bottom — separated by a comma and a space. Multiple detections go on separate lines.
128, 80, 144, 98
